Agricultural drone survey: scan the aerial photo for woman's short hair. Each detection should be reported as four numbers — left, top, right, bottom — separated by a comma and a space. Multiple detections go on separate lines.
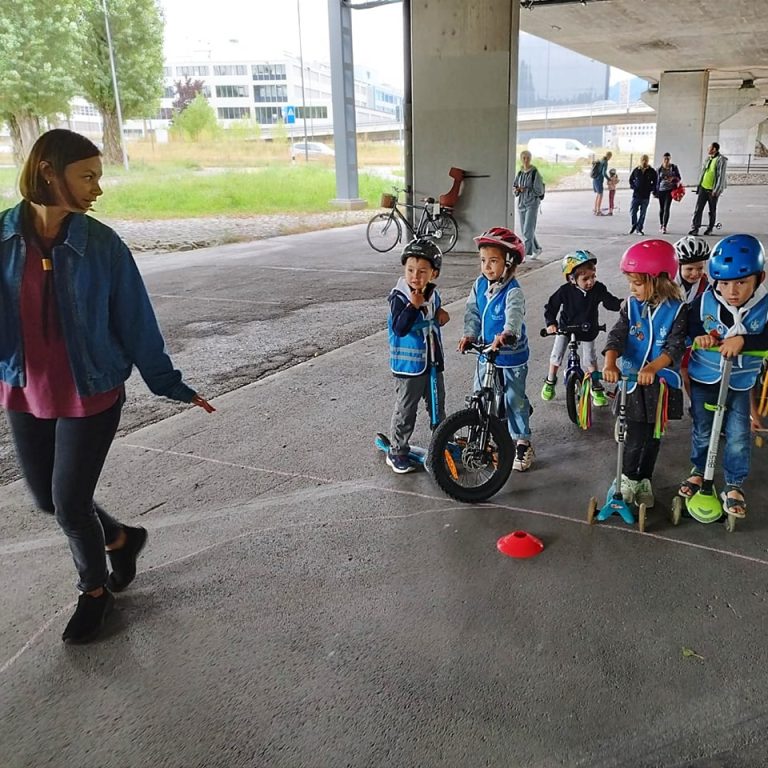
19, 129, 101, 205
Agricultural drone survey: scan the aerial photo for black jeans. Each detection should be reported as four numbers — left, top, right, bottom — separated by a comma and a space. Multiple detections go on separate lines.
624, 420, 661, 482
692, 188, 717, 231
657, 190, 673, 227
6, 396, 124, 592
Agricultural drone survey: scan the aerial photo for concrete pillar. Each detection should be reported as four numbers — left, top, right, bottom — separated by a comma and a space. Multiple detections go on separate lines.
719, 102, 768, 160
655, 71, 709, 186
702, 88, 760, 151
327, 0, 366, 209
410, 0, 520, 251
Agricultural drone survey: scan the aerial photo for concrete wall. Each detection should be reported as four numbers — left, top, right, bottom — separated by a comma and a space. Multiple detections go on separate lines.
654, 71, 709, 186
410, 0, 520, 252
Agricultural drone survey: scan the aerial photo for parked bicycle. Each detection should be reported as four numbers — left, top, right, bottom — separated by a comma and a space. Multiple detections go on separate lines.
540, 323, 605, 426
366, 187, 459, 253
427, 342, 515, 503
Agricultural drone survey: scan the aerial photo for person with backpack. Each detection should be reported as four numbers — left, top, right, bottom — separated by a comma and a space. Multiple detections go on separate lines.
592, 151, 613, 216
513, 150, 545, 260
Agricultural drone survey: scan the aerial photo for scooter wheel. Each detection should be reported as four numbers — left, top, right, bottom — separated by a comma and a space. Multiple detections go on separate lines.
725, 514, 737, 533
671, 496, 683, 526
587, 497, 597, 525
637, 503, 647, 533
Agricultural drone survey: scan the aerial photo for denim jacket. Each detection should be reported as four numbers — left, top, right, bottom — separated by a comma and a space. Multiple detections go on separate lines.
0, 202, 195, 402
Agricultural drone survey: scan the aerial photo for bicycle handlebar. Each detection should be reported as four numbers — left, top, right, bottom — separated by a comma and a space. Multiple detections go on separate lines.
461, 337, 518, 358
590, 371, 638, 383
539, 323, 606, 338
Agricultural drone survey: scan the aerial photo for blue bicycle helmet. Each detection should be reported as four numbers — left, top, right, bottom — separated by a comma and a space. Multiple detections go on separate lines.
708, 234, 765, 280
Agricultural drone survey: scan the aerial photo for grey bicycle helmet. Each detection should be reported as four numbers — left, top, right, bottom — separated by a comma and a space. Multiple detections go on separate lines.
674, 235, 711, 264
401, 237, 443, 273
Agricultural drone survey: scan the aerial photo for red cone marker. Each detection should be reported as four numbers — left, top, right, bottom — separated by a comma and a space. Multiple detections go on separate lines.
497, 530, 544, 559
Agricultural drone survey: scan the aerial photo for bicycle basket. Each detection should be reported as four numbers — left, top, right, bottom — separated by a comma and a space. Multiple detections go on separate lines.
380, 193, 397, 209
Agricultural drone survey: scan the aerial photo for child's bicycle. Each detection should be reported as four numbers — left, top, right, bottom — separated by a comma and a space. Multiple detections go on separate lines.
587, 372, 650, 533
426, 341, 515, 503
540, 323, 606, 426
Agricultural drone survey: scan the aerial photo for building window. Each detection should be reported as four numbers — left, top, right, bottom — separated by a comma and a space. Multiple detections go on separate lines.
252, 63, 286, 81
295, 106, 328, 120
157, 107, 174, 119
213, 64, 248, 76
177, 65, 210, 77
253, 84, 287, 102
163, 66, 172, 77
163, 86, 175, 98
218, 106, 251, 119
254, 107, 285, 124
215, 85, 248, 98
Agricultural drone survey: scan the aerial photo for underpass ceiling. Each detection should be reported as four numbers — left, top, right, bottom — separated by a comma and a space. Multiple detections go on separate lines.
519, 0, 768, 87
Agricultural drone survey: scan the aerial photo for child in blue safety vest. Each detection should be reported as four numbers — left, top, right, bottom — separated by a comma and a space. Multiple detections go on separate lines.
679, 234, 768, 519
387, 238, 450, 474
458, 227, 534, 472
603, 240, 688, 508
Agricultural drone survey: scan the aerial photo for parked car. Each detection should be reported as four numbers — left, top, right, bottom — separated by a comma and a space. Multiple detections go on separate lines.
527, 138, 592, 163
292, 141, 335, 159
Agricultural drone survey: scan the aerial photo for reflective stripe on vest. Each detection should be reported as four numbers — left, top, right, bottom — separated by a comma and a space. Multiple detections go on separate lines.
476, 276, 529, 368
619, 297, 683, 393
388, 290, 442, 376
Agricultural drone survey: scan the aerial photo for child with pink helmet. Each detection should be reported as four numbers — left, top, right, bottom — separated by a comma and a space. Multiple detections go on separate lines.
602, 239, 688, 508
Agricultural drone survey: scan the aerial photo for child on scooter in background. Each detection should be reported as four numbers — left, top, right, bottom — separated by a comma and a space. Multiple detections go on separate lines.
458, 227, 534, 472
606, 168, 619, 216
386, 238, 450, 474
541, 250, 622, 406
603, 240, 688, 508
674, 235, 711, 397
680, 234, 768, 519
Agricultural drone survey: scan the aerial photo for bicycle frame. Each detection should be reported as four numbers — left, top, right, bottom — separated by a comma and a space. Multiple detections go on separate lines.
386, 189, 445, 238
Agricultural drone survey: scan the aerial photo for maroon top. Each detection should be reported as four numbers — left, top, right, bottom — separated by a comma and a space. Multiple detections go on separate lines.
0, 233, 121, 418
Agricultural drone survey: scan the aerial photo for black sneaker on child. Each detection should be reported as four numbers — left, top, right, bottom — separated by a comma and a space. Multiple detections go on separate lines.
107, 526, 148, 592
62, 589, 115, 644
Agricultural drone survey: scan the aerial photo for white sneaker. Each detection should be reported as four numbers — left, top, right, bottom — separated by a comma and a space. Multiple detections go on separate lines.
635, 478, 655, 507
513, 443, 534, 472
620, 474, 638, 504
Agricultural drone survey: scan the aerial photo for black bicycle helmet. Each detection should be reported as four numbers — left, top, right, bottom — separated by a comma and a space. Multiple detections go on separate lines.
401, 237, 443, 272
674, 235, 711, 264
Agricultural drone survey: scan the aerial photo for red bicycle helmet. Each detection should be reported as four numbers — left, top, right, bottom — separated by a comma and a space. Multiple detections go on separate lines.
473, 227, 526, 265
619, 239, 677, 279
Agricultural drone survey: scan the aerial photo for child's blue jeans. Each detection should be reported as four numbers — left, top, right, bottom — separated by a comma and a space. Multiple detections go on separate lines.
689, 381, 751, 487
476, 361, 531, 441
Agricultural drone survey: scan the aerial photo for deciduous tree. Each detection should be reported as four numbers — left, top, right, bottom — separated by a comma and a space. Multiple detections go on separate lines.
171, 94, 219, 141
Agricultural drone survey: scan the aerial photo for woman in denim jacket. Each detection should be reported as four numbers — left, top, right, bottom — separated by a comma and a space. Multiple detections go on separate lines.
0, 130, 214, 644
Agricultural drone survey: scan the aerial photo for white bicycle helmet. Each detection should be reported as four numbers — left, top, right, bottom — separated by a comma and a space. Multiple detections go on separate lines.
674, 235, 711, 265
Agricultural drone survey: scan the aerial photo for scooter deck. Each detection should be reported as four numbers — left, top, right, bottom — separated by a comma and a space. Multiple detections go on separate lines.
375, 433, 426, 466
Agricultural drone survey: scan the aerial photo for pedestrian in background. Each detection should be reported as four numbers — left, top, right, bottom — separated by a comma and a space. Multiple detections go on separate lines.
689, 142, 727, 236
0, 129, 215, 644
513, 150, 544, 259
656, 152, 681, 234
628, 154, 658, 235
592, 151, 613, 216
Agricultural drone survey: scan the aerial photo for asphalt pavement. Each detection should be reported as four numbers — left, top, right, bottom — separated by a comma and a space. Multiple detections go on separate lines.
2, 186, 768, 768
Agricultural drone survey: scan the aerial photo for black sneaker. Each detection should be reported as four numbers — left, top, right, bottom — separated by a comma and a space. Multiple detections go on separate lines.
688, 227, 699, 235
62, 589, 114, 644
703, 228, 713, 236
106, 526, 148, 592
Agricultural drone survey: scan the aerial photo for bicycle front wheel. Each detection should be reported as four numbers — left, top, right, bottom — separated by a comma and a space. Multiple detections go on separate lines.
426, 408, 514, 503
565, 371, 584, 426
421, 213, 458, 253
366, 213, 401, 252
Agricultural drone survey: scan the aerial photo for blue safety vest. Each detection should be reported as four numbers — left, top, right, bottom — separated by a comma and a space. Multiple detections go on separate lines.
688, 289, 768, 390
476, 276, 529, 368
388, 287, 443, 375
619, 296, 683, 393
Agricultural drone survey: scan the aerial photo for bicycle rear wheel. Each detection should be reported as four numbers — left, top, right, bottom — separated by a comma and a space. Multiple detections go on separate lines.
426, 408, 514, 503
366, 213, 401, 252
565, 371, 584, 426
421, 213, 458, 253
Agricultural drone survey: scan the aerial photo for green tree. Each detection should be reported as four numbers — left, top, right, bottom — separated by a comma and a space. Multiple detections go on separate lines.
79, 0, 164, 164
0, 1, 86, 162
171, 94, 219, 141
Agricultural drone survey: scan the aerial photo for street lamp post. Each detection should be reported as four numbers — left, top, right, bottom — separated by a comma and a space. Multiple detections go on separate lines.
101, 0, 129, 170
296, 0, 309, 161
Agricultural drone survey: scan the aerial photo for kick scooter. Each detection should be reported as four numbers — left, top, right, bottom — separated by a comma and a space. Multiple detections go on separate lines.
587, 372, 649, 532
375, 318, 440, 469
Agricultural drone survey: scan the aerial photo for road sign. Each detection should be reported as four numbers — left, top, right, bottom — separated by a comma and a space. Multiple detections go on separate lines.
283, 105, 296, 124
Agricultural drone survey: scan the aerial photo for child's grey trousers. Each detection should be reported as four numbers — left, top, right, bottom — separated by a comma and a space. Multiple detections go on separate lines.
390, 371, 446, 454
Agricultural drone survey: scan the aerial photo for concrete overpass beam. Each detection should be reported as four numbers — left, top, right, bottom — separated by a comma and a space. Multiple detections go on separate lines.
655, 71, 709, 185
702, 88, 763, 156
411, 0, 520, 251
718, 102, 768, 159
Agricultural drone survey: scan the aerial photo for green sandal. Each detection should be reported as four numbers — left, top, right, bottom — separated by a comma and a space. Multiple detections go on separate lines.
720, 485, 747, 519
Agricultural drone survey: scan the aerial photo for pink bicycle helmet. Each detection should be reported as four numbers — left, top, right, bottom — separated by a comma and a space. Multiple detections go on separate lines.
619, 239, 677, 279
473, 227, 526, 265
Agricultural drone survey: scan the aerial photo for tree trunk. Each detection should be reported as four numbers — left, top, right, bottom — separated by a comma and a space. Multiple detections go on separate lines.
100, 109, 123, 165
8, 113, 41, 166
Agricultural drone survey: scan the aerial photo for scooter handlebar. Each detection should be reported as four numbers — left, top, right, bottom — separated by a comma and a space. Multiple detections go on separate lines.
591, 371, 637, 383
539, 323, 606, 338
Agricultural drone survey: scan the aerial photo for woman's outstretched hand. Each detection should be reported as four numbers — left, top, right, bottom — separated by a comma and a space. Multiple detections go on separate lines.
191, 394, 216, 413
